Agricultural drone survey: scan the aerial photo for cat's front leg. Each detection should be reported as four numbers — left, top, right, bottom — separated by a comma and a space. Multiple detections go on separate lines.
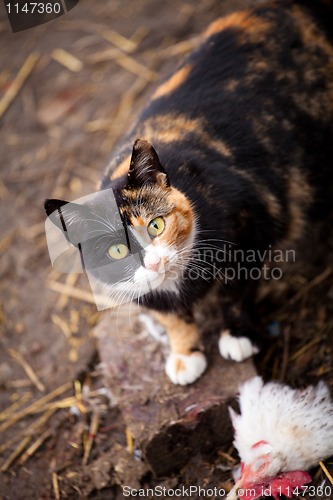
219, 329, 259, 362
218, 299, 259, 362
153, 311, 207, 385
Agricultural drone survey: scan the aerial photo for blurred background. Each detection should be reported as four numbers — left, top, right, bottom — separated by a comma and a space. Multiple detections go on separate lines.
0, 0, 332, 498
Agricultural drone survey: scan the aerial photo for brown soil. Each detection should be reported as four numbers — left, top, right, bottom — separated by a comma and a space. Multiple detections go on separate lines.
0, 1, 332, 499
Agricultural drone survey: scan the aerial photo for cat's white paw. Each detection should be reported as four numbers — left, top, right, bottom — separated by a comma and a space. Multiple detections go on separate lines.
139, 313, 168, 344
165, 351, 207, 385
219, 330, 259, 362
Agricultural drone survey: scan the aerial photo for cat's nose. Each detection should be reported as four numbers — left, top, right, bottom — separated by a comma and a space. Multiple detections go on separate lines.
145, 255, 161, 272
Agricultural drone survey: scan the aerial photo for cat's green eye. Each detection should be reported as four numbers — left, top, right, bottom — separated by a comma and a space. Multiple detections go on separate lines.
107, 243, 129, 260
147, 217, 165, 238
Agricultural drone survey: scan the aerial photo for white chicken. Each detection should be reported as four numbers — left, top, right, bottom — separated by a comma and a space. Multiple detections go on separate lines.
227, 376, 333, 500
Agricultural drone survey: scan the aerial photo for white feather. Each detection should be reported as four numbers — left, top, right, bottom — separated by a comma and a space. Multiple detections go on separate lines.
231, 376, 333, 476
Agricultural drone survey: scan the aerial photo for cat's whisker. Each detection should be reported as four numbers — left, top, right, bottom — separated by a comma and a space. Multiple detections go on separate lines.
176, 261, 227, 287
109, 279, 135, 309
176, 238, 236, 253
86, 211, 117, 230
176, 245, 233, 263
91, 234, 115, 252
196, 231, 237, 243
177, 250, 232, 283
105, 210, 117, 230
107, 270, 158, 310
84, 216, 117, 234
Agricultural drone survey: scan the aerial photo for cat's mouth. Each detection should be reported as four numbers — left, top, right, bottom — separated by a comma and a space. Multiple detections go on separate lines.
134, 262, 173, 284
133, 254, 184, 293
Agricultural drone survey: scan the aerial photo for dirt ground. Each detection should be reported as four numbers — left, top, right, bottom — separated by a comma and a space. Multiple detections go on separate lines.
0, 0, 333, 499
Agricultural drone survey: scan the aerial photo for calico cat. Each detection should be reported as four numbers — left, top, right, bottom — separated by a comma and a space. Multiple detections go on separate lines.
45, 0, 333, 385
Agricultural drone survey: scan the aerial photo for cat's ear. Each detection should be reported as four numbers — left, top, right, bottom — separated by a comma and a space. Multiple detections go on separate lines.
44, 198, 89, 245
45, 198, 69, 217
127, 138, 170, 188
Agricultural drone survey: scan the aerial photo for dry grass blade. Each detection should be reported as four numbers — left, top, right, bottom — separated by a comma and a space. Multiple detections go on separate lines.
126, 427, 134, 455
130, 26, 150, 46
18, 428, 52, 465
0, 52, 39, 119
0, 390, 85, 470
84, 118, 112, 132
279, 326, 290, 382
88, 47, 125, 64
0, 381, 72, 434
74, 380, 82, 400
82, 410, 100, 466
114, 55, 156, 82
52, 471, 61, 500
51, 314, 72, 338
45, 396, 86, 413
8, 348, 46, 392
288, 267, 332, 306
217, 450, 237, 464
319, 461, 333, 486
0, 392, 32, 422
7, 379, 35, 389
57, 273, 79, 309
120, 74, 150, 109
102, 74, 150, 152
47, 280, 96, 305
289, 337, 322, 362
54, 460, 74, 474
102, 29, 137, 53
0, 436, 32, 472
52, 48, 83, 72
86, 25, 148, 64
47, 279, 118, 309
0, 408, 56, 455
160, 36, 200, 57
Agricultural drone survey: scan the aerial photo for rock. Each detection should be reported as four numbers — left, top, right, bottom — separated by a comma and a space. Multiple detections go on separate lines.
94, 305, 257, 477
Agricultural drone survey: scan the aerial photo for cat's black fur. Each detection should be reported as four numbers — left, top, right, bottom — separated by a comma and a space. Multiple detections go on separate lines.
102, 1, 333, 335
46, 0, 333, 372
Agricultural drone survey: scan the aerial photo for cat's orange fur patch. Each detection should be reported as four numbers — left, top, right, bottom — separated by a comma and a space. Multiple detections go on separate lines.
286, 167, 312, 241
152, 64, 192, 100
130, 215, 145, 226
225, 79, 239, 92
292, 5, 333, 58
163, 187, 194, 245
142, 115, 200, 143
153, 312, 201, 354
204, 11, 271, 40
174, 357, 185, 373
166, 209, 191, 245
261, 191, 281, 220
141, 114, 232, 158
288, 8, 333, 120
110, 155, 131, 180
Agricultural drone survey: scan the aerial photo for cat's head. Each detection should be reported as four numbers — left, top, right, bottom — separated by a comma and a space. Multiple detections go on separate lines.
44, 139, 197, 305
